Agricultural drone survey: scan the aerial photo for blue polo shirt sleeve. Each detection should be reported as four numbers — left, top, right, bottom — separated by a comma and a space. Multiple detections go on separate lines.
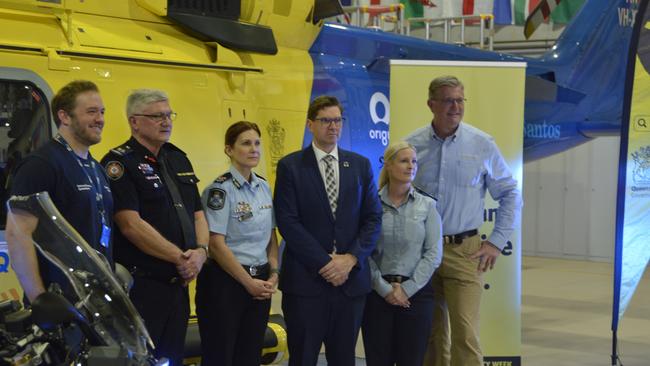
201, 182, 230, 235
10, 156, 56, 196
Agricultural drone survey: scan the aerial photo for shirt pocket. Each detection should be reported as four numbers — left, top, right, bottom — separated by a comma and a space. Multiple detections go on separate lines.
176, 173, 199, 185
404, 208, 428, 248
137, 176, 166, 201
455, 156, 482, 187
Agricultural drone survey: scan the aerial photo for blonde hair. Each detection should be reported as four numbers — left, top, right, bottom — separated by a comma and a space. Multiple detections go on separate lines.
378, 141, 416, 189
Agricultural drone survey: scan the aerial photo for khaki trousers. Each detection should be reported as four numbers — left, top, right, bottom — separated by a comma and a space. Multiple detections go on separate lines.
422, 235, 483, 366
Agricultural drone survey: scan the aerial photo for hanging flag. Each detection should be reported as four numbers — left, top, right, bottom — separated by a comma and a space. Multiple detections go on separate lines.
613, 0, 647, 362
493, 0, 512, 24
551, 0, 585, 24
460, 0, 494, 25
401, 0, 424, 19
524, 0, 561, 39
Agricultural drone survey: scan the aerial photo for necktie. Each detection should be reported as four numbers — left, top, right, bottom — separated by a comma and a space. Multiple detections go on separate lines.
323, 155, 338, 217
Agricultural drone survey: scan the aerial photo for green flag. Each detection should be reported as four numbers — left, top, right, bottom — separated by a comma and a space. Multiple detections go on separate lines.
401, 0, 424, 29
551, 0, 585, 24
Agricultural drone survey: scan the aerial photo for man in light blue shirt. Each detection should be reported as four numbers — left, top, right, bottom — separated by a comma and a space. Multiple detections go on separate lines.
405, 75, 522, 366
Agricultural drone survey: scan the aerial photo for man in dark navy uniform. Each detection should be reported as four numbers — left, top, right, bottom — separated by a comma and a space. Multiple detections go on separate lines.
6, 80, 113, 302
101, 89, 208, 366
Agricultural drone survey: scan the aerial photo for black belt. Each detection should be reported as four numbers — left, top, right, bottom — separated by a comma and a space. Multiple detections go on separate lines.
129, 267, 180, 285
443, 229, 479, 244
382, 275, 410, 284
242, 263, 270, 278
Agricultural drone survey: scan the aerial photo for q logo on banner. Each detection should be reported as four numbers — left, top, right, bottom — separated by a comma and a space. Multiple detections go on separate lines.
369, 92, 390, 146
0, 252, 9, 273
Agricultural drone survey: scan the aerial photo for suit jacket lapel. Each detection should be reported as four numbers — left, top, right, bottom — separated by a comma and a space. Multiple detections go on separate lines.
337, 150, 352, 211
303, 146, 335, 222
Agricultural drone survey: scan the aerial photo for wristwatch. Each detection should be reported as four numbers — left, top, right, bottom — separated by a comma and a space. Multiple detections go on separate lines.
198, 244, 209, 258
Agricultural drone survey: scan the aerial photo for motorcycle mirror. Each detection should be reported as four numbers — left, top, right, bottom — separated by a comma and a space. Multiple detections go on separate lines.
31, 292, 87, 331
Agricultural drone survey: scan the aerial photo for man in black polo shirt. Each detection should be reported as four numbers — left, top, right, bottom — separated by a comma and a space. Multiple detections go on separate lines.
6, 80, 113, 302
101, 89, 208, 366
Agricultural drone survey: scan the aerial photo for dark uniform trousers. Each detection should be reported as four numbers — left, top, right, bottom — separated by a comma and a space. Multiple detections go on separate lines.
130, 276, 189, 366
282, 288, 366, 366
362, 284, 435, 366
195, 262, 271, 366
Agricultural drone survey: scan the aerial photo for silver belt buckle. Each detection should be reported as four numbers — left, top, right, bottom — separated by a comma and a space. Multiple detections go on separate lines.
249, 265, 258, 276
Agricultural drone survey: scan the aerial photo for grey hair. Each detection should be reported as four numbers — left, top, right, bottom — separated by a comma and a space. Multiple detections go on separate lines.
126, 89, 169, 117
428, 75, 464, 100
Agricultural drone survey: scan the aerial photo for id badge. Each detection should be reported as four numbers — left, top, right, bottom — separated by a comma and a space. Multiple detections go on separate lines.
100, 222, 111, 249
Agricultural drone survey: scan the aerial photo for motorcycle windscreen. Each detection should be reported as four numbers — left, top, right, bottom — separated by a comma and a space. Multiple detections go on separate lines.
6, 192, 153, 358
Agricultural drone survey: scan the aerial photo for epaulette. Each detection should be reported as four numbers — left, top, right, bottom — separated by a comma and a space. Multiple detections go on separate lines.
414, 185, 437, 201
110, 143, 134, 157
214, 172, 232, 184
255, 173, 266, 181
164, 142, 187, 155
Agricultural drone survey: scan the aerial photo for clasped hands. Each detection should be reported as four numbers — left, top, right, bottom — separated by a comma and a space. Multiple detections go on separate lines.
319, 253, 357, 287
176, 248, 208, 285
384, 283, 410, 308
245, 273, 278, 301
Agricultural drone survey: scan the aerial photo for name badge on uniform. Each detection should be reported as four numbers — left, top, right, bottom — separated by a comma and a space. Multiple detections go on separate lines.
236, 201, 253, 221
100, 222, 111, 249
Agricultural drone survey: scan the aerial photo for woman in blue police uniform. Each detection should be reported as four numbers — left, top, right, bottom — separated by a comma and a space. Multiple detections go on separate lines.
362, 141, 443, 366
196, 121, 279, 366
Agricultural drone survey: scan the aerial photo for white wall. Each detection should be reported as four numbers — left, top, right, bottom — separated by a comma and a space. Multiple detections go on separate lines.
522, 136, 620, 261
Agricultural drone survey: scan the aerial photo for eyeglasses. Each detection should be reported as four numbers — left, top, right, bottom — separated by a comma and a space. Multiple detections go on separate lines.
132, 112, 177, 122
314, 117, 345, 126
433, 98, 466, 106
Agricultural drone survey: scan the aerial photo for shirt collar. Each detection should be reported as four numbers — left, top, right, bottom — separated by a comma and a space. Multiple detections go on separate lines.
378, 185, 415, 207
128, 136, 169, 160
429, 121, 463, 142
229, 165, 260, 189
312, 142, 339, 162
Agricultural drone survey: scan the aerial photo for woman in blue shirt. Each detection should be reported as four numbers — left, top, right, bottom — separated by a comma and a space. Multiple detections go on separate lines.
362, 141, 443, 366
196, 121, 279, 366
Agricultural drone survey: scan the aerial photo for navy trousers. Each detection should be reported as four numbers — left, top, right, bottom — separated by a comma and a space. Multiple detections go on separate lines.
195, 262, 271, 366
361, 285, 435, 366
130, 276, 189, 366
282, 287, 366, 366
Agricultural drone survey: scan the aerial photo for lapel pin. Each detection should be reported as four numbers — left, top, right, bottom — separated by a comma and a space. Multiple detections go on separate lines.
343, 161, 350, 168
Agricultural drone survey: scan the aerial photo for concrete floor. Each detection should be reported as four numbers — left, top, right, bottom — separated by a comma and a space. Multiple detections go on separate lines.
522, 256, 650, 366
273, 256, 650, 365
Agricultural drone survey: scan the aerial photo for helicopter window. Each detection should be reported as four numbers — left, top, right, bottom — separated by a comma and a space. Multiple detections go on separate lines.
0, 80, 52, 229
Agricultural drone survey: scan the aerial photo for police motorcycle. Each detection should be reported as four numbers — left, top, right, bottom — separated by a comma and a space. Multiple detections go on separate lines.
0, 192, 167, 366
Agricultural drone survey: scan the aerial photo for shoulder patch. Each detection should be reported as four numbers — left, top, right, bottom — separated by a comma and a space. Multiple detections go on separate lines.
110, 144, 133, 157
207, 188, 226, 210
214, 172, 232, 184
105, 161, 125, 180
414, 185, 437, 201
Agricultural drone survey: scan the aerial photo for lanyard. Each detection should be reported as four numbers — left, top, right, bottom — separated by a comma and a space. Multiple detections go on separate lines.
54, 134, 107, 221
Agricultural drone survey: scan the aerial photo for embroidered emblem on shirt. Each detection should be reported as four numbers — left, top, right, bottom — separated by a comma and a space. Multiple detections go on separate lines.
207, 188, 226, 210
76, 184, 92, 191
105, 161, 124, 180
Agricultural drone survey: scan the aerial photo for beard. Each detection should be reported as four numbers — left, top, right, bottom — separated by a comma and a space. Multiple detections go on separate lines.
70, 116, 101, 146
